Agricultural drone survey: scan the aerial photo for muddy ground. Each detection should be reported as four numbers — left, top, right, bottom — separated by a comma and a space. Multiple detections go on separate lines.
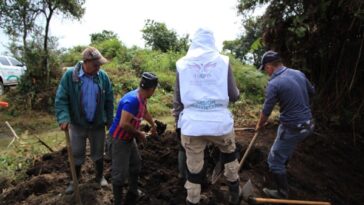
0, 123, 364, 205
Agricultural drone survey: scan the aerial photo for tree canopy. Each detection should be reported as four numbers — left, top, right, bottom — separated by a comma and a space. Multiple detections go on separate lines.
237, 0, 364, 134
142, 19, 189, 52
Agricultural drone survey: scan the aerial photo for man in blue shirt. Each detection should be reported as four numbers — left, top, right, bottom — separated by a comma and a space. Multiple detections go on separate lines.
109, 72, 158, 205
256, 51, 315, 199
55, 47, 114, 194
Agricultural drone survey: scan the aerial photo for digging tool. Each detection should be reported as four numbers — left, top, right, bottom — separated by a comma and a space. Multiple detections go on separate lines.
64, 130, 83, 205
211, 131, 260, 184
234, 127, 255, 131
242, 180, 331, 205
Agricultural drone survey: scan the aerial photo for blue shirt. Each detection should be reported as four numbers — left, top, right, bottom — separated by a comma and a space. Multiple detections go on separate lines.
79, 66, 99, 122
109, 89, 145, 139
262, 67, 315, 125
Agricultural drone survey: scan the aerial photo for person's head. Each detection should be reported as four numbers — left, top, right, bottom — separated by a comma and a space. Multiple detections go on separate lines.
185, 27, 219, 60
259, 50, 283, 76
82, 47, 108, 75
139, 72, 158, 98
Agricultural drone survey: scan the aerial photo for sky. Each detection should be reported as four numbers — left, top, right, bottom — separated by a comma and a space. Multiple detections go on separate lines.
0, 0, 264, 54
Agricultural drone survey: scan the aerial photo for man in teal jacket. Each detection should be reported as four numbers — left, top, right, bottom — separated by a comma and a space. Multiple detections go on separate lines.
55, 47, 114, 194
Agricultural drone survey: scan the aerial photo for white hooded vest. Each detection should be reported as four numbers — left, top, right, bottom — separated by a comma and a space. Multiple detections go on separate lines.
176, 28, 233, 136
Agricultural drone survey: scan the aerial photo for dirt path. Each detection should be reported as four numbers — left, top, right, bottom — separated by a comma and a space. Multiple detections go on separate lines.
0, 126, 363, 205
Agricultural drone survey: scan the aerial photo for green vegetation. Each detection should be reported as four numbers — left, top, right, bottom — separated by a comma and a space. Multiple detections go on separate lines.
0, 111, 64, 180
237, 0, 364, 133
0, 15, 268, 182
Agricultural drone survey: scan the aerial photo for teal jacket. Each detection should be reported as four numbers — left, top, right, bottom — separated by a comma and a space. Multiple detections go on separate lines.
55, 62, 114, 128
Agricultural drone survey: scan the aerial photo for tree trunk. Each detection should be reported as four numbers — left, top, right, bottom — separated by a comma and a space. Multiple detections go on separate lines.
21, 5, 28, 51
43, 8, 53, 87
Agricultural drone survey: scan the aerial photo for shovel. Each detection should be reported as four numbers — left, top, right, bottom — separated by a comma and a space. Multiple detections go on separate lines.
242, 180, 331, 205
64, 130, 83, 205
211, 131, 259, 184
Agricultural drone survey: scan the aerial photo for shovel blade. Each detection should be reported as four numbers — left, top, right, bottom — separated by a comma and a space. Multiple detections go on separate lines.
242, 179, 253, 201
211, 160, 223, 184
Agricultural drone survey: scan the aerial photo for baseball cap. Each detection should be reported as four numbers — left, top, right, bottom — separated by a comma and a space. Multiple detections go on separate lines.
82, 47, 108, 65
140, 72, 159, 89
259, 50, 280, 70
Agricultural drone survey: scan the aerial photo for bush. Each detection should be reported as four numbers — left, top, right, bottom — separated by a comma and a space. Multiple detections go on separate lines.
92, 38, 128, 63
229, 55, 268, 103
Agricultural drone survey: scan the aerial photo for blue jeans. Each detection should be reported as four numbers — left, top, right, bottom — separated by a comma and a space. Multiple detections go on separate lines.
268, 123, 313, 174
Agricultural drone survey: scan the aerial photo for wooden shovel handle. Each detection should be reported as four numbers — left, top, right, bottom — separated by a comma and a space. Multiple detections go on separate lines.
65, 130, 83, 205
239, 131, 259, 170
252, 197, 331, 205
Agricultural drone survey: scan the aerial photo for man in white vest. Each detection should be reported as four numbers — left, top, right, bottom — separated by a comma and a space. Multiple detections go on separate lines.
174, 28, 241, 205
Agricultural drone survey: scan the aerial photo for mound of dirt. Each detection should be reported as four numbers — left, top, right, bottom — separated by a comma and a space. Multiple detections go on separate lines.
1, 124, 363, 205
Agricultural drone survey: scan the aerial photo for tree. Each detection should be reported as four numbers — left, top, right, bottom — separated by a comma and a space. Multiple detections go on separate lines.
90, 30, 118, 44
0, 0, 40, 52
237, 0, 364, 134
223, 17, 264, 66
142, 19, 189, 52
38, 0, 85, 86
0, 0, 86, 86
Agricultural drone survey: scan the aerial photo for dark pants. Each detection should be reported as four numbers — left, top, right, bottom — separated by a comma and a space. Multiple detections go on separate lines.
69, 124, 105, 165
111, 138, 141, 194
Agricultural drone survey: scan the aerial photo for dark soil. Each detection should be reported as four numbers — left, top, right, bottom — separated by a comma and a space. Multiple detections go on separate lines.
0, 123, 363, 205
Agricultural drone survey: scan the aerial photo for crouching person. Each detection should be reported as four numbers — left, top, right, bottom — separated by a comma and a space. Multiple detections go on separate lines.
109, 72, 158, 205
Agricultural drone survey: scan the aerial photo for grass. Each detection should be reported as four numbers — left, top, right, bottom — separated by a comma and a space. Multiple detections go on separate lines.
0, 109, 65, 180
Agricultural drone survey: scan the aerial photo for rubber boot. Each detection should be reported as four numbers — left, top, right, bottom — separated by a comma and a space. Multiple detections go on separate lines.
125, 191, 138, 205
112, 184, 123, 205
65, 165, 81, 194
186, 200, 199, 205
263, 173, 289, 199
125, 172, 139, 205
95, 158, 108, 186
228, 180, 242, 205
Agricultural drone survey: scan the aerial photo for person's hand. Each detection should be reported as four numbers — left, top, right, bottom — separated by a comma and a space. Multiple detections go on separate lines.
60, 123, 69, 131
136, 131, 146, 143
150, 125, 158, 137
105, 122, 111, 130
255, 122, 263, 132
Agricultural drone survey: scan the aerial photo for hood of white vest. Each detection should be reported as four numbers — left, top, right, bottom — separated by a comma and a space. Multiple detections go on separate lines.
185, 28, 219, 62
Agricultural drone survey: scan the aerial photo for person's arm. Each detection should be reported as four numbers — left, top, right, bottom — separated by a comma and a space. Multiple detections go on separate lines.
173, 72, 184, 124
256, 83, 277, 130
227, 64, 240, 102
103, 71, 114, 128
144, 108, 157, 136
55, 71, 71, 131
119, 110, 146, 143
306, 78, 315, 97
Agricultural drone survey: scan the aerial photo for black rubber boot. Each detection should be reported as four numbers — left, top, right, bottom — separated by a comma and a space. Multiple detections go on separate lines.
186, 200, 199, 205
112, 184, 123, 205
95, 159, 103, 182
65, 165, 81, 194
95, 158, 108, 186
125, 191, 138, 205
228, 180, 242, 205
263, 173, 288, 199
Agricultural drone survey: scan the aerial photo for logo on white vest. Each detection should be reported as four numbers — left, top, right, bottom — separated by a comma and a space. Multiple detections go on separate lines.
189, 62, 216, 80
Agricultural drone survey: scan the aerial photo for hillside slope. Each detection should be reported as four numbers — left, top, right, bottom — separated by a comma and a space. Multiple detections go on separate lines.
0, 125, 363, 205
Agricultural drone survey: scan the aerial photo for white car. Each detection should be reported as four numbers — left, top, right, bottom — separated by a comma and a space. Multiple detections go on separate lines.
0, 55, 27, 95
